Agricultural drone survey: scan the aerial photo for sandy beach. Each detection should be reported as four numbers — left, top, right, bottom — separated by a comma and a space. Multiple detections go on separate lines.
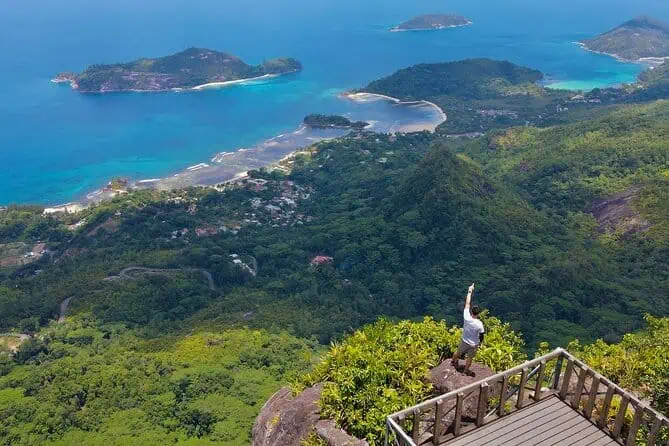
191, 74, 278, 91
343, 92, 447, 130
52, 73, 285, 94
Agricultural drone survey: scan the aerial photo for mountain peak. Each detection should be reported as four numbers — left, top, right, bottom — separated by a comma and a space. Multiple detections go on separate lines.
621, 15, 669, 33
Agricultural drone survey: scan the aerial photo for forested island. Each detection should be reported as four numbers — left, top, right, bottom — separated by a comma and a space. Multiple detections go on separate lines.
391, 14, 472, 32
303, 114, 368, 129
579, 16, 669, 61
3, 57, 669, 444
52, 47, 302, 93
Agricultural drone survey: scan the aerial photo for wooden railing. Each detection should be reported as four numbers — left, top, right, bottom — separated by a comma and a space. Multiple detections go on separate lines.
385, 348, 669, 446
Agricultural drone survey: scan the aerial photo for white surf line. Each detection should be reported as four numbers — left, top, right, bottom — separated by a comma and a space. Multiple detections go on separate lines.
343, 92, 447, 127
191, 74, 278, 91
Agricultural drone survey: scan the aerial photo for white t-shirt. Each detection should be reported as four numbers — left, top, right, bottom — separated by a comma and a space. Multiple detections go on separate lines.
462, 308, 485, 346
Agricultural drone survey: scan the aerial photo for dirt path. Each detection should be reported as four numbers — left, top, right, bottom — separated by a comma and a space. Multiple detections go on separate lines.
118, 266, 216, 290
58, 297, 74, 323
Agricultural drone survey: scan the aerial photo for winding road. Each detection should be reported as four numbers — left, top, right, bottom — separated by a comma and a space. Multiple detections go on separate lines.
118, 266, 216, 290
56, 267, 216, 323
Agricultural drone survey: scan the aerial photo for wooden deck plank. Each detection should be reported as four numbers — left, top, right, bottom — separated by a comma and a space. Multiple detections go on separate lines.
564, 427, 613, 446
588, 438, 619, 446
518, 414, 597, 446
503, 411, 583, 446
442, 395, 618, 446
444, 398, 564, 446
445, 397, 567, 446
544, 419, 608, 446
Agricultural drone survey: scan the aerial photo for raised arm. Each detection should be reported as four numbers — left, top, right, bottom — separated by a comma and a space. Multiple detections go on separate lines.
464, 283, 475, 310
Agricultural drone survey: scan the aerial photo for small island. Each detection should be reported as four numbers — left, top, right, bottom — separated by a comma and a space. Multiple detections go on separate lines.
579, 16, 669, 61
390, 14, 472, 32
303, 114, 369, 130
52, 48, 302, 93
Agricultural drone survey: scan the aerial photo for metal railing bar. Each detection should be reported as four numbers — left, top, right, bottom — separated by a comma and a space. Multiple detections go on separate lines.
388, 417, 416, 446
485, 362, 544, 418
388, 348, 565, 420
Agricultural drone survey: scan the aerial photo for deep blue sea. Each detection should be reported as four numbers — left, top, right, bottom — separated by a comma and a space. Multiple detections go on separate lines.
1, 0, 668, 205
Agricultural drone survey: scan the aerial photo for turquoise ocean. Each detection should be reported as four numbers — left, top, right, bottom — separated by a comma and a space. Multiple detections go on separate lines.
1, 0, 668, 205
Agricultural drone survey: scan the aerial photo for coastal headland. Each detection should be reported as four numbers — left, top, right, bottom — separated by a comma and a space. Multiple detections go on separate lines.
578, 16, 669, 63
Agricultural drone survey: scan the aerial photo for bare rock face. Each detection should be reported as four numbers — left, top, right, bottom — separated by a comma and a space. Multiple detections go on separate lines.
315, 420, 369, 446
430, 361, 499, 421
252, 384, 323, 446
589, 187, 651, 238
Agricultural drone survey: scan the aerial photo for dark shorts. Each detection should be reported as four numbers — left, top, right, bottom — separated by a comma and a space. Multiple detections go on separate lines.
457, 340, 479, 359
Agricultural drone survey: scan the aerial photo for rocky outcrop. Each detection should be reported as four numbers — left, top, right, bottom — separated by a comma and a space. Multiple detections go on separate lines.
252, 384, 370, 446
589, 186, 651, 238
430, 361, 499, 422
253, 361, 498, 445
252, 384, 323, 446
315, 420, 369, 446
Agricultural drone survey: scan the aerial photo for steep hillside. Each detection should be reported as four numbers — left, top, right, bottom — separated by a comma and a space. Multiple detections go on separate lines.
458, 101, 669, 228
580, 16, 669, 61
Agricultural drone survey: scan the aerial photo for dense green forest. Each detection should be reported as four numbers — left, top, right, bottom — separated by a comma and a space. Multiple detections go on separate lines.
0, 316, 318, 445
2, 58, 669, 444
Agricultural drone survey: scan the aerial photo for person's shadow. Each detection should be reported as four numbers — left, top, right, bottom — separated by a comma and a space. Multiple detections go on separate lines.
453, 363, 476, 377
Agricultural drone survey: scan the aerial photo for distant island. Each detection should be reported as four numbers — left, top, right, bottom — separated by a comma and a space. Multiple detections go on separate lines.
391, 14, 472, 32
303, 114, 369, 130
579, 16, 669, 61
52, 47, 302, 93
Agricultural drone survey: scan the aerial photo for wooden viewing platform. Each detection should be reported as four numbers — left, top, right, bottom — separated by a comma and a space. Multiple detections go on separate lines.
385, 348, 668, 446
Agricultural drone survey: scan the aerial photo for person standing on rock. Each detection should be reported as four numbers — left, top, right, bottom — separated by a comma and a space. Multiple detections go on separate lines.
451, 283, 485, 376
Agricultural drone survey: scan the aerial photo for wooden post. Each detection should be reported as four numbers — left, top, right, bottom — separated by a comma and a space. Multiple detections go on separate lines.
432, 400, 444, 446
571, 367, 587, 409
559, 359, 574, 400
625, 404, 645, 446
454, 392, 464, 437
612, 395, 630, 438
534, 360, 546, 402
583, 375, 600, 419
411, 409, 421, 443
552, 354, 564, 389
499, 375, 509, 417
646, 413, 663, 446
476, 383, 489, 427
598, 386, 615, 428
517, 368, 529, 410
